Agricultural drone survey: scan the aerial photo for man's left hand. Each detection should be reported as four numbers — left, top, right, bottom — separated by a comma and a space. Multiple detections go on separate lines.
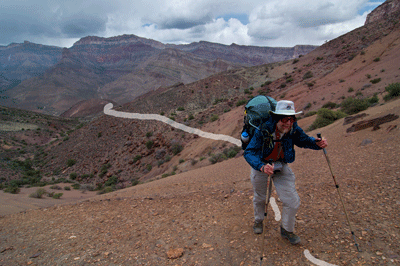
316, 137, 328, 148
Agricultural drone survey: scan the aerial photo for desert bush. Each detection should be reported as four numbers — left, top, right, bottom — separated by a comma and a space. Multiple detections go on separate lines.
71, 183, 80, 190
4, 184, 20, 194
340, 97, 371, 115
384, 83, 400, 101
67, 159, 76, 167
307, 108, 347, 131
97, 186, 114, 195
171, 141, 183, 155
133, 155, 142, 163
236, 99, 247, 106
69, 172, 78, 180
99, 163, 111, 177
370, 78, 381, 84
210, 114, 219, 122
52, 193, 63, 199
209, 153, 227, 164
223, 146, 241, 158
322, 102, 337, 109
302, 71, 313, 80
80, 184, 95, 191
64, 186, 71, 190
50, 185, 62, 190
29, 188, 47, 198
105, 176, 118, 187
131, 178, 140, 186
146, 140, 154, 149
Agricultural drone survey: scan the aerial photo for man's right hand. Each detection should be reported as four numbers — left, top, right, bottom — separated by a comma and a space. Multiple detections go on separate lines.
260, 164, 274, 175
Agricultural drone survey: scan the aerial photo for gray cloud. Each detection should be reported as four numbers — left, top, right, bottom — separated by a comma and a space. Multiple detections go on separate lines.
60, 14, 107, 37
0, 0, 385, 48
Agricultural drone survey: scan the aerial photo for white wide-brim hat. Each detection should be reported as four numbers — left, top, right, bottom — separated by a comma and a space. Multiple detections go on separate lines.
270, 100, 303, 116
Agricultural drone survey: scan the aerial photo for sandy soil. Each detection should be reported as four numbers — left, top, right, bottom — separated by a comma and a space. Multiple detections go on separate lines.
0, 99, 399, 266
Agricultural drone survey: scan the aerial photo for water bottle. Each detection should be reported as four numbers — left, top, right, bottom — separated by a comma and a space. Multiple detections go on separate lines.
241, 131, 249, 143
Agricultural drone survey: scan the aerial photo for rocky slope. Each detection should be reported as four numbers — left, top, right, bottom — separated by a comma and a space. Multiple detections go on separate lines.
0, 41, 62, 89
365, 0, 400, 25
3, 35, 316, 116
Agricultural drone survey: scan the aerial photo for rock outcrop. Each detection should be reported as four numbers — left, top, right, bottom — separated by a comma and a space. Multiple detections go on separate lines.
365, 0, 400, 25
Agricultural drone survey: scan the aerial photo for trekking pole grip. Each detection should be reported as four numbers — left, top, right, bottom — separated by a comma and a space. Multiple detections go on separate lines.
317, 133, 327, 154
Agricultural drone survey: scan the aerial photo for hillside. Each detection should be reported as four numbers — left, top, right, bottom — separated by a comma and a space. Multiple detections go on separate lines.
1, 96, 399, 266
0, 41, 62, 90
3, 35, 316, 116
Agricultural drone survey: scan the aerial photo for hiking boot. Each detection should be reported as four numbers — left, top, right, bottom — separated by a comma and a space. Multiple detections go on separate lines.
281, 227, 301, 245
253, 221, 263, 234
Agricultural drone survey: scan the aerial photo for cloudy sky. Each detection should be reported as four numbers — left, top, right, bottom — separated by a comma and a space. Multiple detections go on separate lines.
0, 0, 384, 48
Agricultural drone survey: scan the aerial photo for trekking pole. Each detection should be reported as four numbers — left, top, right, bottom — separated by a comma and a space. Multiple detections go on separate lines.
260, 171, 273, 266
317, 133, 361, 252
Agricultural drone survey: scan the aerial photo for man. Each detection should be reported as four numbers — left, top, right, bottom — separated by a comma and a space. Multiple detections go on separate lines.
243, 100, 328, 244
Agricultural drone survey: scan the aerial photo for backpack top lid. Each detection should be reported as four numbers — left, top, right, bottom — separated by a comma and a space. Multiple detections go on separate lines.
245, 95, 277, 118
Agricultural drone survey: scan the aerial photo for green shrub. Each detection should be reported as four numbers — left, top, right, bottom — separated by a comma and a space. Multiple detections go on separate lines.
370, 78, 381, 84
146, 140, 154, 149
133, 155, 142, 163
69, 172, 78, 180
52, 193, 63, 199
171, 143, 183, 155
209, 153, 227, 164
308, 108, 347, 131
177, 107, 185, 111
223, 146, 241, 158
322, 102, 337, 109
71, 183, 80, 190
384, 83, 400, 101
373, 57, 380, 62
348, 87, 354, 93
302, 71, 313, 80
340, 97, 370, 115
64, 186, 71, 190
105, 176, 118, 187
368, 94, 379, 105
97, 186, 114, 195
67, 159, 76, 167
29, 188, 47, 198
236, 99, 247, 106
4, 184, 20, 194
210, 114, 219, 122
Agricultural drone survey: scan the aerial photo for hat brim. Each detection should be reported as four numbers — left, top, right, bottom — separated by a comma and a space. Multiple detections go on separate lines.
270, 110, 303, 116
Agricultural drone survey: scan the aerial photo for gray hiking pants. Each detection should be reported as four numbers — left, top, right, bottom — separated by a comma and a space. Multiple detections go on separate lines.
250, 164, 300, 232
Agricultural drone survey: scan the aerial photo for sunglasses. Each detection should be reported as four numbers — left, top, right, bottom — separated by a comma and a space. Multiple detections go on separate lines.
280, 116, 296, 123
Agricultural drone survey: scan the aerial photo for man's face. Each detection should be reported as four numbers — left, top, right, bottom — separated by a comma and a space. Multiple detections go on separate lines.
276, 116, 296, 134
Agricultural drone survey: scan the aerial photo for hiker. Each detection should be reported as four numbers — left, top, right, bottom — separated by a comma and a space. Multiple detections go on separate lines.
243, 100, 328, 244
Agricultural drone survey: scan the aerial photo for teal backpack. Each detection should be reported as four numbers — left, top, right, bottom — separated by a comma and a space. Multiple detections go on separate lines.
241, 95, 277, 150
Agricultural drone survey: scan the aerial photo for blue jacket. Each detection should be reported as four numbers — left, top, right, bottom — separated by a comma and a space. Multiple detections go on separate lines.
243, 116, 321, 171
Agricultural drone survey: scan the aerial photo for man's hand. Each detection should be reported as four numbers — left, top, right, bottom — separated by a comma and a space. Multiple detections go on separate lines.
260, 164, 274, 175
316, 137, 328, 148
